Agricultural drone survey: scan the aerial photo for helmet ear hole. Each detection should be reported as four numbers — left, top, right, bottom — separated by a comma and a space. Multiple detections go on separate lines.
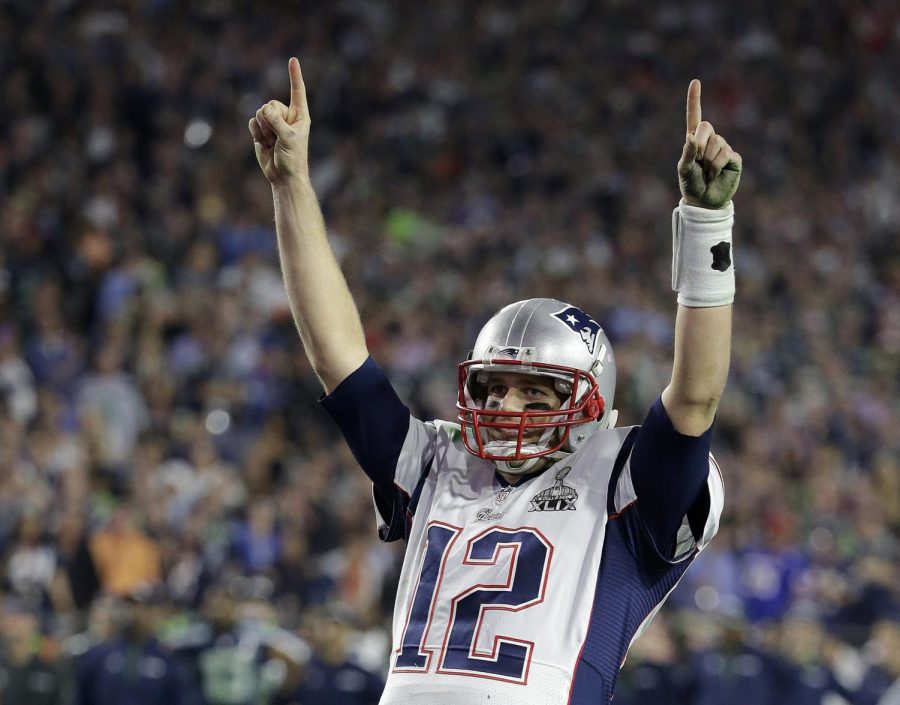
554, 380, 572, 395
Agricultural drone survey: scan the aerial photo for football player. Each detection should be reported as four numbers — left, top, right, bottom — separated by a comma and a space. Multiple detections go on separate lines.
250, 59, 741, 704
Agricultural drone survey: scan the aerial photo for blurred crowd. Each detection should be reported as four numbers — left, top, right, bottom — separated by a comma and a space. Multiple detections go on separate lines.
0, 0, 897, 703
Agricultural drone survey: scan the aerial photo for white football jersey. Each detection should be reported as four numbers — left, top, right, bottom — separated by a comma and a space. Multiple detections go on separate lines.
374, 418, 724, 705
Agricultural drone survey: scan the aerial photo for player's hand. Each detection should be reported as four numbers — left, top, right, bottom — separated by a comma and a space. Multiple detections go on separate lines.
677, 80, 742, 209
249, 57, 310, 183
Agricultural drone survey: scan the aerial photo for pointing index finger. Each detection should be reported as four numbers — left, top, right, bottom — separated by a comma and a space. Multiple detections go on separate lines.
686, 79, 701, 135
288, 57, 307, 122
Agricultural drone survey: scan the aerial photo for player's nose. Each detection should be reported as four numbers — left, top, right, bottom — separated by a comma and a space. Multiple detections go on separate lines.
497, 390, 526, 413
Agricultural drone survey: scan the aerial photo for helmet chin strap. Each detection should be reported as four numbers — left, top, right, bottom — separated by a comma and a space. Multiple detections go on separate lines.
489, 446, 569, 476
492, 451, 568, 476
484, 419, 569, 476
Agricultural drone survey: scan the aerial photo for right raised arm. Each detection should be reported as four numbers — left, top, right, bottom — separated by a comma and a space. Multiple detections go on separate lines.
249, 58, 368, 393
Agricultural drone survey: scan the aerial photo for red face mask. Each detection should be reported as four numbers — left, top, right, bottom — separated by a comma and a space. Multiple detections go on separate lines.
457, 358, 605, 462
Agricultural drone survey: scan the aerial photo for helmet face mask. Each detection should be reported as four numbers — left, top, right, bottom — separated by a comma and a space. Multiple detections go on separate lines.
456, 299, 617, 475
457, 359, 604, 468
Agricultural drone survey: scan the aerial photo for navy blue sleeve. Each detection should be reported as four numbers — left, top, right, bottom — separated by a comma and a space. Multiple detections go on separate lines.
629, 396, 712, 558
319, 356, 411, 497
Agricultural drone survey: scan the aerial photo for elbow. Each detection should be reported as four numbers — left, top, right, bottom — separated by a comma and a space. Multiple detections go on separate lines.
664, 378, 726, 410
674, 389, 723, 412
666, 365, 729, 412
310, 348, 370, 395
661, 386, 723, 437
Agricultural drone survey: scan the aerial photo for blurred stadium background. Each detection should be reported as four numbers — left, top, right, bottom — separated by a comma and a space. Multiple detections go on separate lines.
0, 1, 897, 704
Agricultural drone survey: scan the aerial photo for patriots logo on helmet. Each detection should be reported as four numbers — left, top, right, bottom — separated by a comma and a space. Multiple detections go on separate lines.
551, 306, 603, 355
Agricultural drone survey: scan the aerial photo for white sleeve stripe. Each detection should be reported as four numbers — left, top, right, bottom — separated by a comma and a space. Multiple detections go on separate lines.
613, 456, 638, 513
699, 455, 725, 549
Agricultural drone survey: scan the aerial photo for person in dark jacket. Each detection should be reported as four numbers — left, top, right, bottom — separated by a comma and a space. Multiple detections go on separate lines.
687, 616, 783, 705
0, 601, 71, 705
75, 588, 184, 705
280, 605, 383, 705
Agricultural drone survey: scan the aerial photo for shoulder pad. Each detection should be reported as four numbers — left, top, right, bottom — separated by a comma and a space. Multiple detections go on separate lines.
429, 420, 462, 442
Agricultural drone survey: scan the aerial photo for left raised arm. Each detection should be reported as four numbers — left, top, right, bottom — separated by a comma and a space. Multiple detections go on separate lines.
661, 79, 742, 436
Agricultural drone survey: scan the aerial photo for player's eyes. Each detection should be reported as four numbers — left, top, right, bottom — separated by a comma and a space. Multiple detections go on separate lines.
487, 383, 552, 400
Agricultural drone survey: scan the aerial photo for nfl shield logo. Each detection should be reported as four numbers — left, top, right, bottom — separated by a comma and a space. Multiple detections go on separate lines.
551, 306, 603, 355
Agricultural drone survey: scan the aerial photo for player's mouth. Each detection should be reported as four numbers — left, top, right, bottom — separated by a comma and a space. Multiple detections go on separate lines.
487, 428, 541, 443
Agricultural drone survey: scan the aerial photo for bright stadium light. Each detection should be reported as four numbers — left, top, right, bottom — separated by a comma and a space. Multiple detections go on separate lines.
184, 119, 212, 148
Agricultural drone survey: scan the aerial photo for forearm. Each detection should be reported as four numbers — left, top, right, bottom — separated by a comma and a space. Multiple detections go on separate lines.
272, 175, 368, 392
664, 185, 736, 436
662, 303, 731, 435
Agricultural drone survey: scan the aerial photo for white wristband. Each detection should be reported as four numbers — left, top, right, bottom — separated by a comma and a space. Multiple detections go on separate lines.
671, 199, 735, 307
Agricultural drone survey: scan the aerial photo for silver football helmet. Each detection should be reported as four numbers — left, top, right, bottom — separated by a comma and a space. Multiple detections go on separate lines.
457, 298, 617, 475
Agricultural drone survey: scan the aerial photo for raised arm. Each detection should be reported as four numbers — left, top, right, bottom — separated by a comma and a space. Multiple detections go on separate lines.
249, 58, 368, 393
626, 81, 741, 557
661, 79, 742, 436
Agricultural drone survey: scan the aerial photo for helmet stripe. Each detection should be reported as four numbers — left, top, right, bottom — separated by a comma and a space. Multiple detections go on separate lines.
500, 300, 527, 347
515, 300, 545, 349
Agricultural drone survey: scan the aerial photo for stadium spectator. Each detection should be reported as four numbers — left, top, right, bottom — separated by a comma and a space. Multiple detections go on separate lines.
75, 589, 184, 705
89, 507, 162, 597
170, 581, 306, 705
0, 600, 71, 705
687, 616, 783, 705
284, 605, 384, 705
852, 618, 900, 705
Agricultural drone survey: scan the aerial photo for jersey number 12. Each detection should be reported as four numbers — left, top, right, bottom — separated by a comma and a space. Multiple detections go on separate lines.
394, 521, 553, 683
